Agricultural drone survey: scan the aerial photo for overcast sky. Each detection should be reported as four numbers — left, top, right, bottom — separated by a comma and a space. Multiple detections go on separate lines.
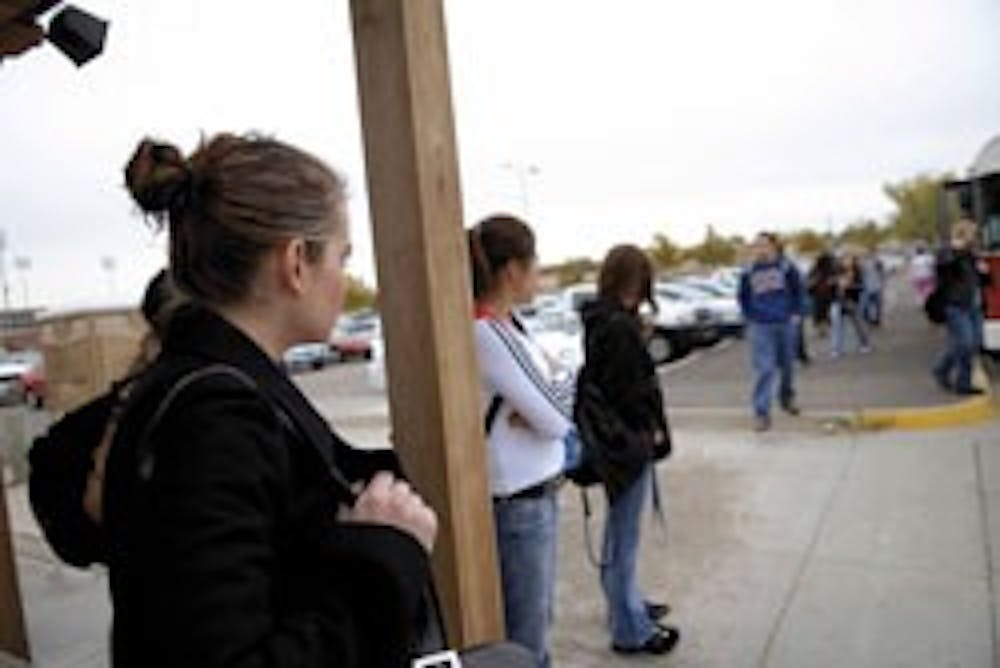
1, 0, 998, 308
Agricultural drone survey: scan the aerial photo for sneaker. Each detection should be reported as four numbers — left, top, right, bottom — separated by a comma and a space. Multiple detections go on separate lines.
754, 415, 771, 432
612, 626, 680, 656
955, 387, 985, 396
859, 346, 872, 355
933, 371, 953, 392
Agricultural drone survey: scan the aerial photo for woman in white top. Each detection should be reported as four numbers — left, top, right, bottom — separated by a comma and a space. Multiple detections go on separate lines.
468, 215, 574, 668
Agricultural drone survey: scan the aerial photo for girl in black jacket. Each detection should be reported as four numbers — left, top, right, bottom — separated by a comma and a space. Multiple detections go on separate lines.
103, 135, 437, 667
581, 245, 679, 656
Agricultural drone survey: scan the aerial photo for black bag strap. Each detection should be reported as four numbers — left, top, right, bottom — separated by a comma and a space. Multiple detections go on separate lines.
580, 463, 667, 571
133, 363, 353, 494
580, 488, 611, 569
484, 394, 503, 435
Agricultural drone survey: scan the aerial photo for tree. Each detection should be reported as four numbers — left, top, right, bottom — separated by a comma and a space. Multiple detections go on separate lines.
686, 225, 738, 267
344, 274, 377, 312
549, 257, 598, 287
648, 233, 682, 270
788, 229, 829, 256
883, 174, 956, 243
838, 219, 889, 251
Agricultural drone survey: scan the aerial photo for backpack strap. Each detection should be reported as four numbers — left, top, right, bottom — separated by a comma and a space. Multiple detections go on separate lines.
484, 394, 503, 435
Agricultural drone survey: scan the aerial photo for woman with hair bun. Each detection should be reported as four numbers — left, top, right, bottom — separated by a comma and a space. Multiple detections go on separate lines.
103, 134, 438, 667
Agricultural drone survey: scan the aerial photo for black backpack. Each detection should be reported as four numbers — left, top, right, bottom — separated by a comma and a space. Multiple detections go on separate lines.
570, 367, 661, 500
924, 285, 947, 324
28, 381, 131, 567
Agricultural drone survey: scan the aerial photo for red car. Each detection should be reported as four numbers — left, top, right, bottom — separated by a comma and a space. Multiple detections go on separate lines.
19, 366, 46, 408
330, 312, 381, 361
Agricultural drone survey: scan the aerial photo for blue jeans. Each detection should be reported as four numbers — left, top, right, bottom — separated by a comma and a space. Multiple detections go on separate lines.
601, 464, 657, 648
830, 301, 869, 355
934, 305, 977, 391
493, 492, 558, 668
861, 289, 882, 324
748, 321, 796, 418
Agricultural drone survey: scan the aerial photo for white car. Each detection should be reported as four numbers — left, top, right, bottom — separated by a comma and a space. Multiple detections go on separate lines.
520, 308, 584, 376
646, 284, 722, 364
672, 278, 745, 336
0, 358, 28, 406
283, 342, 336, 373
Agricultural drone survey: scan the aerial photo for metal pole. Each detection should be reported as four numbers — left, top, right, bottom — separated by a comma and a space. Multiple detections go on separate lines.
0, 230, 9, 310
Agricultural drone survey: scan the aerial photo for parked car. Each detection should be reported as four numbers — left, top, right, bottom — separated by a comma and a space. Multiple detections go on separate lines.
282, 342, 336, 374
520, 308, 584, 376
331, 311, 381, 361
0, 350, 44, 407
557, 283, 599, 314
0, 359, 25, 406
672, 278, 745, 337
647, 285, 721, 365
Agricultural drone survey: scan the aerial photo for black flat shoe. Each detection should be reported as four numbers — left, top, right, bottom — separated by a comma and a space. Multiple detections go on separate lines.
644, 600, 671, 621
780, 400, 801, 416
612, 626, 680, 656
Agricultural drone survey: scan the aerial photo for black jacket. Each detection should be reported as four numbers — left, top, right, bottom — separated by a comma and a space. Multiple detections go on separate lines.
103, 305, 429, 668
937, 248, 989, 310
579, 299, 669, 494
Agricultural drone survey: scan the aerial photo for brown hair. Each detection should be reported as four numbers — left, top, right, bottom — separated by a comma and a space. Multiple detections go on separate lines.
598, 244, 656, 313
467, 214, 536, 299
124, 133, 346, 305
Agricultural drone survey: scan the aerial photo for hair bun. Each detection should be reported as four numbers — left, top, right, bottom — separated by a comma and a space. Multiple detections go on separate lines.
124, 139, 190, 215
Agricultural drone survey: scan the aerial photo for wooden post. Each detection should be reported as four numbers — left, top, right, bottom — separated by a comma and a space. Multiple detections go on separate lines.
349, 0, 504, 648
0, 479, 29, 661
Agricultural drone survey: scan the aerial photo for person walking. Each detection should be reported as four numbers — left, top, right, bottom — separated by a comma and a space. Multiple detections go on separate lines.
807, 252, 837, 338
830, 253, 872, 357
910, 243, 936, 304
861, 251, 886, 327
932, 220, 990, 395
738, 232, 804, 432
104, 135, 438, 667
468, 214, 574, 668
579, 245, 679, 657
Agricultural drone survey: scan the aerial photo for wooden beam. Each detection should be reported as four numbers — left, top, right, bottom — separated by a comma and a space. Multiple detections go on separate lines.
348, 0, 504, 649
0, 480, 29, 661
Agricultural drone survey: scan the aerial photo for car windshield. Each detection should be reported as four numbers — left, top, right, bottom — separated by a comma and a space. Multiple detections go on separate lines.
339, 318, 378, 336
656, 286, 695, 301
524, 310, 576, 334
685, 282, 729, 298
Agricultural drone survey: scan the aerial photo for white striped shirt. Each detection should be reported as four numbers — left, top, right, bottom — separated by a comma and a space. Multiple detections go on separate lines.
473, 315, 575, 496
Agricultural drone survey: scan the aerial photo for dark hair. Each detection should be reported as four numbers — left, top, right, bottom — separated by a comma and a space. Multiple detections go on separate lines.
757, 231, 781, 249
124, 134, 346, 306
467, 214, 536, 299
597, 244, 656, 313
140, 269, 187, 338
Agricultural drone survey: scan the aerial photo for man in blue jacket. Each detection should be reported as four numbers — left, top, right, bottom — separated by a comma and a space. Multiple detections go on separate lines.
738, 232, 805, 431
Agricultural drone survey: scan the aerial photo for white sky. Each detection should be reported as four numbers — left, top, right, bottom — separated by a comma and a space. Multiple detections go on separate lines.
1, 0, 998, 308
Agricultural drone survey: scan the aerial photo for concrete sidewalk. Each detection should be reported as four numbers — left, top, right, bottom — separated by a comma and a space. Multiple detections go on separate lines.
4, 418, 1000, 667
551, 420, 1000, 667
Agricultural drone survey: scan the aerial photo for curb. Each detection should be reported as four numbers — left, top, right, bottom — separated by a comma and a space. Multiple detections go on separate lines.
853, 362, 998, 431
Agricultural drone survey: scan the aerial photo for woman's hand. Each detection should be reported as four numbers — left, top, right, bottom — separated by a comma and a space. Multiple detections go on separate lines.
338, 472, 438, 553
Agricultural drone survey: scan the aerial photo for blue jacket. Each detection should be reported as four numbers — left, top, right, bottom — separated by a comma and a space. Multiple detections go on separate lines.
738, 259, 804, 324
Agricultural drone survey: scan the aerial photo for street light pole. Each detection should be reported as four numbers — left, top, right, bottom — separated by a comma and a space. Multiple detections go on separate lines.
501, 162, 540, 219
0, 229, 9, 310
100, 256, 116, 298
13, 257, 31, 308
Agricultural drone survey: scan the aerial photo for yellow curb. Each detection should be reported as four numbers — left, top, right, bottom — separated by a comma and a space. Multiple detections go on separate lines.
854, 363, 998, 431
